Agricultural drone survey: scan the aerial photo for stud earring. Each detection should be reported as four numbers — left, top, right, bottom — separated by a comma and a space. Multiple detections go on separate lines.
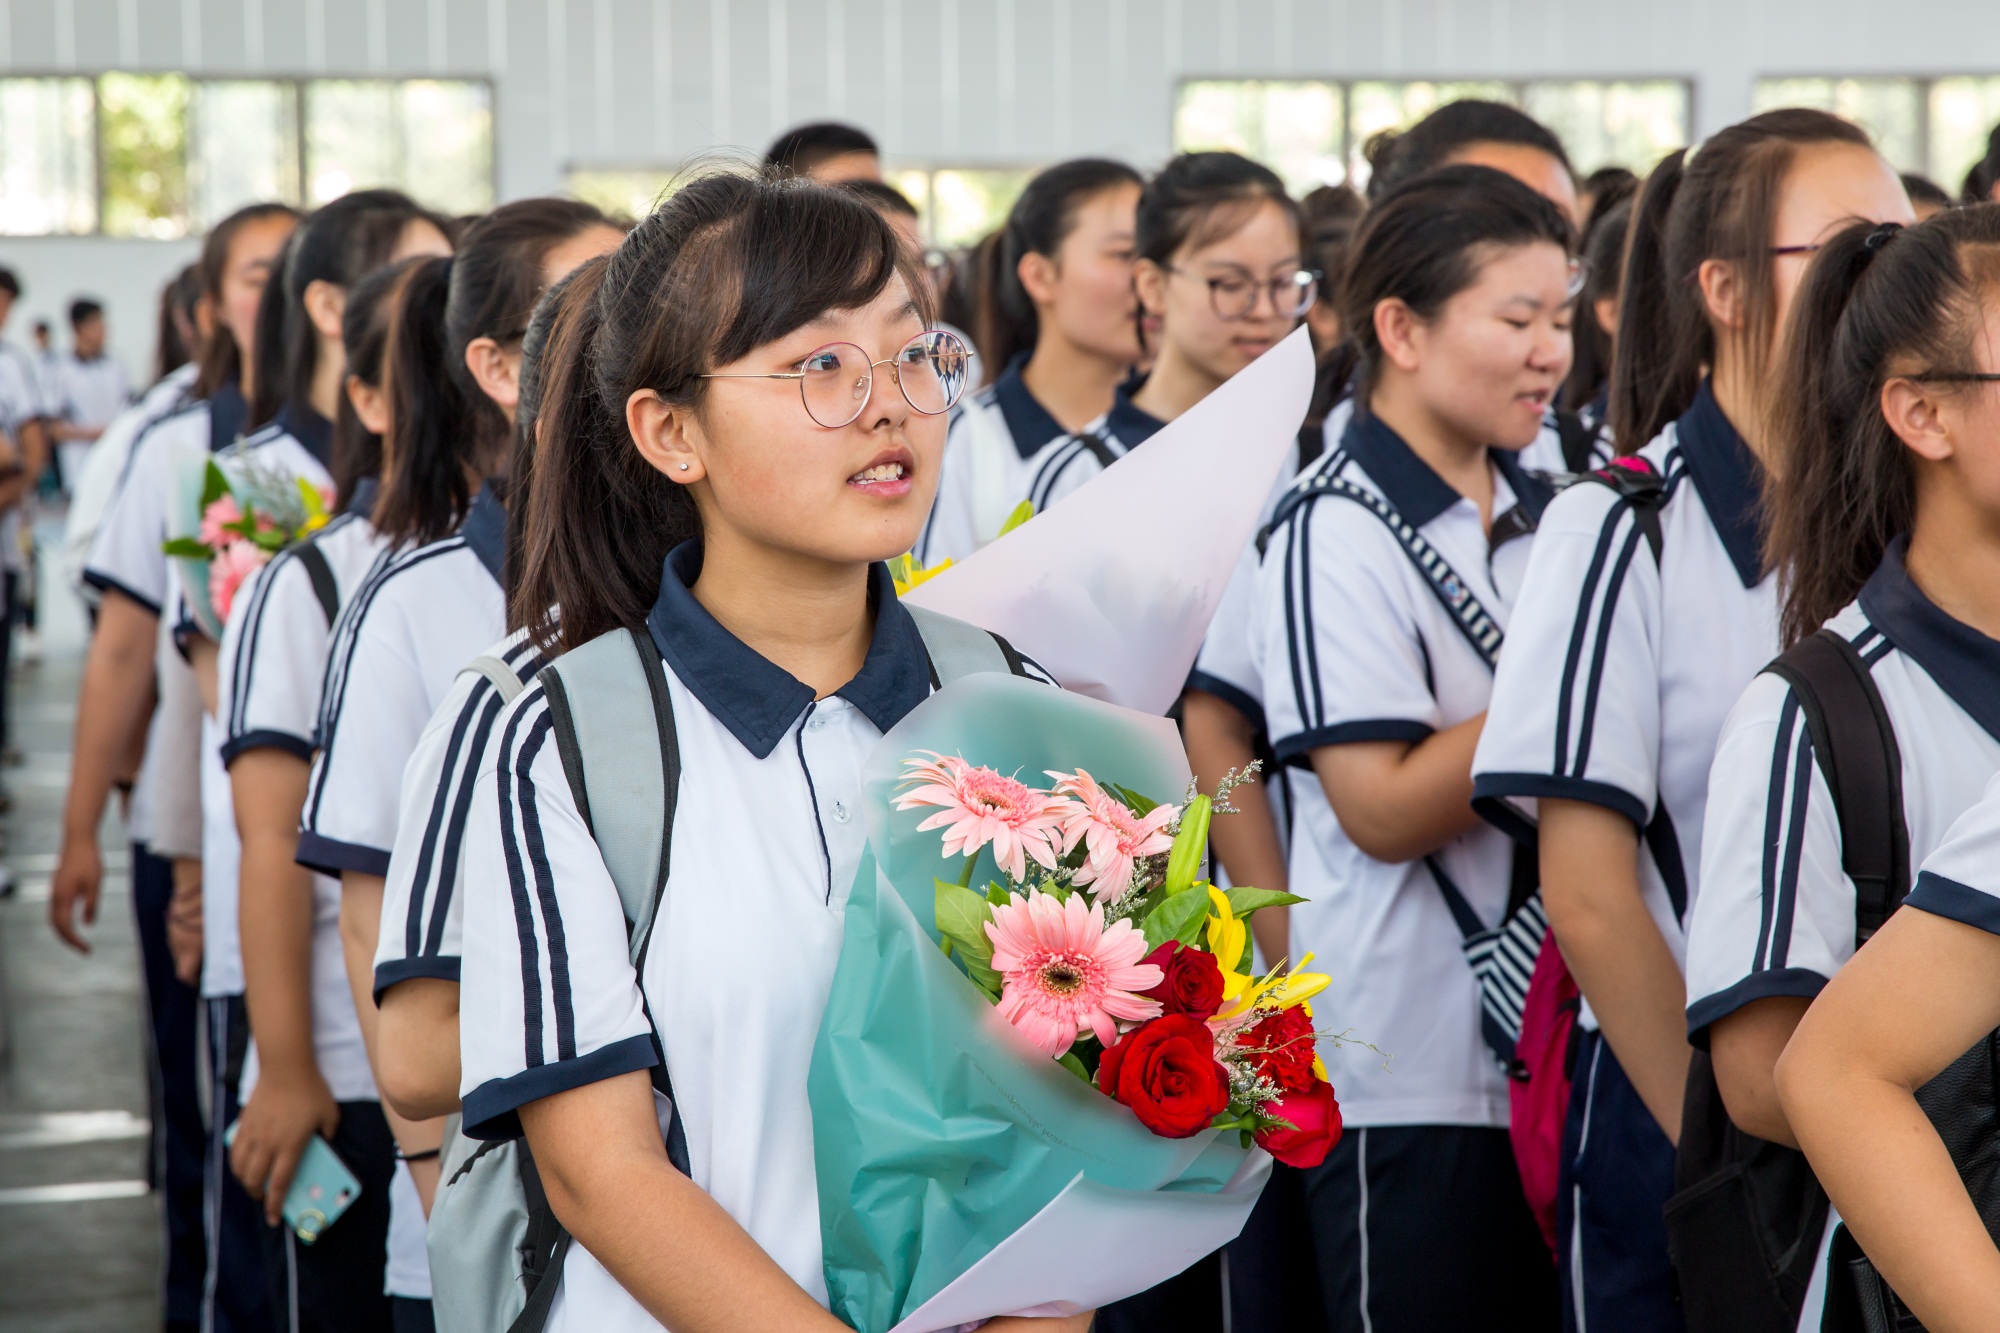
678, 462, 690, 471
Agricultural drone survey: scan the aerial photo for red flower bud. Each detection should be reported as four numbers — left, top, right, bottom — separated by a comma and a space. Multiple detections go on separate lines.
1139, 941, 1226, 1022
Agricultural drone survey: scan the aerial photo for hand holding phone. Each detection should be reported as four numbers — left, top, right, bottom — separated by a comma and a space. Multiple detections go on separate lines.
225, 1122, 362, 1243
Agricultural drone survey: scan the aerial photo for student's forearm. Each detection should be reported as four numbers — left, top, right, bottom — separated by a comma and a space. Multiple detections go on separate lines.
1312, 714, 1486, 865
377, 979, 462, 1120
238, 829, 321, 1081
338, 872, 387, 1058
1708, 997, 1809, 1148
1183, 690, 1291, 963
64, 592, 158, 843
187, 635, 220, 718
1540, 798, 1689, 1143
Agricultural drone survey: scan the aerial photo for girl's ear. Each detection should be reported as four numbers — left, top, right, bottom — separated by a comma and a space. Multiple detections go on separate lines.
1372, 297, 1425, 373
1881, 376, 1954, 463
345, 374, 389, 435
1133, 259, 1168, 317
464, 336, 522, 415
303, 278, 346, 342
1017, 250, 1060, 307
1696, 257, 1744, 332
627, 388, 707, 485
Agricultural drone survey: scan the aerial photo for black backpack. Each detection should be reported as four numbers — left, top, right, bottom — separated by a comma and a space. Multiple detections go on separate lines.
1664, 630, 2000, 1332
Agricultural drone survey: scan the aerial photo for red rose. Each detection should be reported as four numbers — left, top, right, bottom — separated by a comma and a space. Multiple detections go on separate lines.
1098, 1014, 1231, 1138
1140, 941, 1226, 1021
1254, 1080, 1343, 1168
1238, 1006, 1318, 1092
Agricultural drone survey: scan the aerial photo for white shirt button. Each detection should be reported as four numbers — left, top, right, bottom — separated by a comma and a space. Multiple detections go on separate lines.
807, 712, 828, 731
831, 800, 850, 823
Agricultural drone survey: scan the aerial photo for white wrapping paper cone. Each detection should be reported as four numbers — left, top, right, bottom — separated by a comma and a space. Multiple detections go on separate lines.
904, 325, 1315, 715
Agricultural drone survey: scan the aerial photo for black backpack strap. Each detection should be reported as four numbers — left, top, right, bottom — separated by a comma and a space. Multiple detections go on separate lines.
1554, 408, 1601, 474
1295, 417, 1327, 475
508, 1151, 572, 1333
293, 539, 339, 624
1584, 457, 1666, 565
1763, 629, 1908, 944
1075, 428, 1118, 469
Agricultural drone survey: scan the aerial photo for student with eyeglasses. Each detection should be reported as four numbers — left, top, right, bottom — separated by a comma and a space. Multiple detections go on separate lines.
917, 158, 1144, 562
453, 169, 1077, 1333
1470, 110, 1913, 1333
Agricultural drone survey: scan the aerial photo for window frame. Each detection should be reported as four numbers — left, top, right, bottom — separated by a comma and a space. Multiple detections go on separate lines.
1751, 72, 2000, 183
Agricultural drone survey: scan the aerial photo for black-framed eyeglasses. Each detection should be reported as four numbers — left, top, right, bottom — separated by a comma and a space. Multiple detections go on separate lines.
1770, 243, 1824, 257
699, 329, 970, 429
1166, 266, 1318, 320
1908, 371, 2000, 383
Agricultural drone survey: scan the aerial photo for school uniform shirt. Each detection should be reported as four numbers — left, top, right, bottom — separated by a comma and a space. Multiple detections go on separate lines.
1471, 381, 1777, 1002
458, 547, 1054, 1330
917, 353, 1074, 563
212, 504, 390, 1106
1254, 411, 1554, 1129
1689, 542, 2000, 1036
1015, 381, 1167, 518
297, 483, 509, 880
1904, 767, 2000, 929
53, 350, 132, 430
63, 365, 197, 606
372, 627, 545, 1000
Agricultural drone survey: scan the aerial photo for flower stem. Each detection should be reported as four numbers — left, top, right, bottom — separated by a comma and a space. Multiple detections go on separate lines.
958, 855, 978, 889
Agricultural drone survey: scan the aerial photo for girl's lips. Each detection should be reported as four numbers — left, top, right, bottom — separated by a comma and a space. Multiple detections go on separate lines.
848, 457, 914, 498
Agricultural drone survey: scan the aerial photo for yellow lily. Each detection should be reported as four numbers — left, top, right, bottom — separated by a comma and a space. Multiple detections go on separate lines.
889, 552, 954, 597
1214, 951, 1332, 1024
1206, 887, 1251, 1000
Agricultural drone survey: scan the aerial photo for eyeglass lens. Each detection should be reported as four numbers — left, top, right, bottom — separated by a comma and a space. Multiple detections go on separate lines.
1206, 270, 1318, 320
799, 331, 970, 429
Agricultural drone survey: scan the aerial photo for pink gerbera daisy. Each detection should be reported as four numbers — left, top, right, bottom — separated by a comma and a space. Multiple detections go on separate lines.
1047, 769, 1179, 902
198, 494, 243, 548
209, 540, 271, 622
985, 890, 1164, 1057
894, 752, 1071, 883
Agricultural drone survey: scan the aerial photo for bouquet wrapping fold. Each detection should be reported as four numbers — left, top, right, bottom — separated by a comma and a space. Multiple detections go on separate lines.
809, 674, 1271, 1333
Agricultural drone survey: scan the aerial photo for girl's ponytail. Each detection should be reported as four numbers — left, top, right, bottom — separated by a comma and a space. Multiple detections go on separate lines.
331, 256, 422, 511
966, 228, 1018, 377
1606, 149, 1689, 451
375, 257, 477, 546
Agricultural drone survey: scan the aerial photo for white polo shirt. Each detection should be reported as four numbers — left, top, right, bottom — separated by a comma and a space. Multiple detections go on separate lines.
1688, 544, 2000, 1037
1904, 769, 2000, 932
63, 365, 198, 607
917, 353, 1078, 563
458, 548, 1051, 1330
1254, 411, 1554, 1129
54, 350, 132, 431
1015, 382, 1167, 518
1472, 382, 1778, 993
373, 627, 545, 999
298, 484, 509, 879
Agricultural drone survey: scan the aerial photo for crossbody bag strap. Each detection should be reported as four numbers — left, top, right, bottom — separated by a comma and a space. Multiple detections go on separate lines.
905, 604, 1029, 685
459, 653, 527, 705
1763, 628, 1908, 945
292, 539, 339, 624
1074, 428, 1119, 470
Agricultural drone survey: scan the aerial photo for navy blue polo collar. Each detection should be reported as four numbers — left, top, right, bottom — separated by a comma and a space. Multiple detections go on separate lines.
1105, 380, 1167, 447
207, 380, 247, 453
646, 542, 933, 759
991, 354, 1070, 461
1860, 536, 2000, 743
460, 480, 508, 587
1341, 410, 1555, 529
275, 401, 333, 466
1673, 380, 1765, 588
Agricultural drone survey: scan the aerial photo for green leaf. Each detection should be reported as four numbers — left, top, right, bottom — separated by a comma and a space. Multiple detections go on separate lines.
297, 475, 327, 518
198, 460, 231, 509
1163, 795, 1211, 896
1209, 1113, 1259, 1134
985, 882, 1013, 908
1225, 886, 1306, 917
1108, 782, 1159, 817
996, 499, 1036, 537
161, 537, 213, 558
1057, 1051, 1091, 1083
1143, 886, 1212, 951
935, 879, 997, 962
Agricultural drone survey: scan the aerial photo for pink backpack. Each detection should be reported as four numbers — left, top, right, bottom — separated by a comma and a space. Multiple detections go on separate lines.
1508, 932, 1580, 1258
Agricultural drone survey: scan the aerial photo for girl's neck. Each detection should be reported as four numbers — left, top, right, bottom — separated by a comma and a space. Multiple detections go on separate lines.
310, 337, 344, 423
1906, 474, 2000, 643
1368, 379, 1497, 529
1130, 340, 1224, 424
690, 529, 876, 699
1708, 354, 1768, 470
1020, 328, 1127, 434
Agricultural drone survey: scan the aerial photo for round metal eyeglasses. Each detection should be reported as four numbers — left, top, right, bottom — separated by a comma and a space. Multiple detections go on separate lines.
1168, 266, 1319, 320
700, 329, 971, 429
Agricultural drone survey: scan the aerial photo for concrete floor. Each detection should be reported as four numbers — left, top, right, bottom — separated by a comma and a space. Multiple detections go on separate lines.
0, 527, 163, 1333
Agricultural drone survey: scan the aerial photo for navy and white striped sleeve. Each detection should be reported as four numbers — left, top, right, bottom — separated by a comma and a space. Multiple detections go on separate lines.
219, 551, 326, 765
81, 426, 175, 615
374, 635, 544, 998
1023, 437, 1103, 516
1472, 479, 1663, 832
1905, 769, 2000, 936
1683, 673, 1851, 1043
458, 684, 658, 1140
1259, 499, 1438, 762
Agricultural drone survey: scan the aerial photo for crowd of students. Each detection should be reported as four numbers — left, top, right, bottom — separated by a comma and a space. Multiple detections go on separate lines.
37, 104, 2000, 1333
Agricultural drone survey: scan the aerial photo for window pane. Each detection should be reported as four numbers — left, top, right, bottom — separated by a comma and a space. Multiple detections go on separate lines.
1523, 80, 1689, 175
100, 72, 190, 238
924, 169, 1032, 250
1930, 77, 2000, 195
305, 79, 492, 215
1175, 80, 1345, 192
0, 78, 95, 235
567, 169, 675, 221
1752, 77, 1922, 170
191, 81, 299, 225
1347, 81, 1517, 185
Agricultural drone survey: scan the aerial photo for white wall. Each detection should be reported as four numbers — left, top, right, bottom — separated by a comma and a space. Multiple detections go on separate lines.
4, 0, 2000, 374
0, 236, 198, 393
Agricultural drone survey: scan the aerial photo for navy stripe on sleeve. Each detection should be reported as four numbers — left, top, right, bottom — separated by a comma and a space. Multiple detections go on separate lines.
496, 687, 552, 1070
1905, 871, 2000, 937
1685, 968, 1829, 1046
460, 1033, 658, 1142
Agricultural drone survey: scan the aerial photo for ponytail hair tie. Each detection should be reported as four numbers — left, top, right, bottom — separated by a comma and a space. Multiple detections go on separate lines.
1862, 221, 1902, 255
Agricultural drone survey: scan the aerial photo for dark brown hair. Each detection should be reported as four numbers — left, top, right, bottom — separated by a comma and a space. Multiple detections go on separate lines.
512, 169, 927, 657
154, 263, 201, 383
331, 257, 424, 511
1608, 109, 1874, 453
1561, 197, 1632, 412
372, 197, 622, 548
1366, 100, 1573, 202
192, 201, 301, 400
1765, 206, 2000, 644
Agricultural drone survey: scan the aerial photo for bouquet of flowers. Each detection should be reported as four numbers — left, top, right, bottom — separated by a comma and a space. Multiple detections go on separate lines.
897, 755, 1339, 1164
163, 455, 333, 637
808, 673, 1339, 1333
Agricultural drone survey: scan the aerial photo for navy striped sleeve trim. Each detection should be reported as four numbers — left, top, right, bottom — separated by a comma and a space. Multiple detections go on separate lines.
1470, 791, 1539, 848
219, 729, 313, 766
460, 1033, 659, 1141
295, 830, 392, 878
1272, 719, 1434, 762
1685, 968, 1829, 1048
81, 569, 163, 618
1905, 871, 2000, 936
372, 955, 461, 1003
1470, 772, 1650, 832
1186, 670, 1265, 733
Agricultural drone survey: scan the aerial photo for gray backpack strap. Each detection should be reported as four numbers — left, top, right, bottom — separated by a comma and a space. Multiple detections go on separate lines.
537, 626, 679, 958
905, 603, 1028, 686
459, 654, 527, 705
